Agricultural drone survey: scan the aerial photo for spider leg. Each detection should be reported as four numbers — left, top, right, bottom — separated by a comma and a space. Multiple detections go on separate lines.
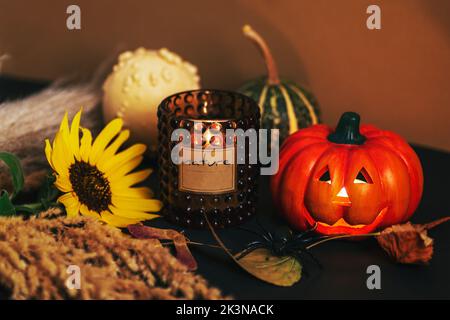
299, 249, 323, 270
292, 253, 311, 278
293, 235, 326, 248
294, 222, 319, 241
255, 218, 275, 242
281, 239, 297, 253
235, 242, 265, 260
245, 240, 265, 248
237, 226, 271, 243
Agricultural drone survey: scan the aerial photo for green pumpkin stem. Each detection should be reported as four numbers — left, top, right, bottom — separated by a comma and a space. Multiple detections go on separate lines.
242, 24, 280, 85
328, 112, 366, 145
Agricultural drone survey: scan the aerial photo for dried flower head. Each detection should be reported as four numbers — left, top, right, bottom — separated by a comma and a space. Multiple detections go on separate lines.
376, 217, 450, 265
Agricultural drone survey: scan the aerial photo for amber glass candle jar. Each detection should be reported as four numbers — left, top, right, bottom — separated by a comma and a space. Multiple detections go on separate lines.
157, 89, 260, 228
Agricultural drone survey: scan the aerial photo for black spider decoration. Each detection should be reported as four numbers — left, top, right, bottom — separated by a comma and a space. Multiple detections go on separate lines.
236, 221, 326, 272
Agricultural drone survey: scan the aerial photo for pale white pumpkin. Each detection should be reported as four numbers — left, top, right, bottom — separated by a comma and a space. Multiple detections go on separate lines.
102, 47, 200, 153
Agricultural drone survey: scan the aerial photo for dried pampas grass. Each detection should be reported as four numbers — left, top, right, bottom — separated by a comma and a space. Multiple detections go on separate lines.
0, 208, 226, 300
0, 58, 110, 191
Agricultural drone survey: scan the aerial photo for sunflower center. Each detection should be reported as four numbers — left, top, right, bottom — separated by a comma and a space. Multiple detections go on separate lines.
69, 161, 112, 212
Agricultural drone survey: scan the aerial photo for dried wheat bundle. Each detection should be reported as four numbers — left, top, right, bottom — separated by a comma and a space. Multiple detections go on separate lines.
0, 208, 226, 300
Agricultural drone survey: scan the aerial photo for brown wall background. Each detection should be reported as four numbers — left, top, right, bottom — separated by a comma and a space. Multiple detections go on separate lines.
1, 0, 449, 151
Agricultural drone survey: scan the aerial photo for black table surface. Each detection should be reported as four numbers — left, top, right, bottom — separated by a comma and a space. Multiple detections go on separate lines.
1, 75, 450, 300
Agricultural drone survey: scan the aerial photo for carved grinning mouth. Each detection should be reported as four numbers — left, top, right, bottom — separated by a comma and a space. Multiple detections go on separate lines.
318, 217, 368, 229
310, 207, 389, 235
317, 208, 385, 229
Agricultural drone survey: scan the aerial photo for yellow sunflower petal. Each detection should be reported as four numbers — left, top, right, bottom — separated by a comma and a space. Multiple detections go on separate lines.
100, 211, 142, 228
54, 175, 72, 192
89, 118, 123, 165
107, 156, 144, 181
59, 115, 72, 152
109, 205, 160, 220
96, 130, 130, 169
111, 196, 163, 212
51, 132, 65, 172
110, 169, 152, 190
79, 127, 93, 162
57, 193, 80, 217
69, 109, 82, 161
101, 143, 147, 174
66, 204, 80, 217
112, 187, 154, 198
51, 131, 74, 175
57, 192, 77, 207
59, 111, 70, 134
79, 204, 101, 219
45, 139, 54, 170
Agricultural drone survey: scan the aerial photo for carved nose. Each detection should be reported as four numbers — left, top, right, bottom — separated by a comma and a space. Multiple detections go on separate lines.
337, 187, 348, 198
333, 187, 352, 206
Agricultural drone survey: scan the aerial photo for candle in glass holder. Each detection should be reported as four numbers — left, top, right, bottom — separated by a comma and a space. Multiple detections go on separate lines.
157, 89, 260, 228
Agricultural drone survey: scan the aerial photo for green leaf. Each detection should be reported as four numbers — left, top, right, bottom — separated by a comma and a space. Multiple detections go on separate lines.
235, 248, 302, 286
0, 152, 24, 198
37, 173, 59, 209
0, 190, 16, 216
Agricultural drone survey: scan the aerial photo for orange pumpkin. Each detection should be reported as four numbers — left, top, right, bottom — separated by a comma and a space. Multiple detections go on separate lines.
271, 112, 424, 235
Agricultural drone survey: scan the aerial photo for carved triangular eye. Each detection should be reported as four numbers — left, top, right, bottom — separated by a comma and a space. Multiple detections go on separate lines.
354, 168, 373, 184
319, 167, 331, 184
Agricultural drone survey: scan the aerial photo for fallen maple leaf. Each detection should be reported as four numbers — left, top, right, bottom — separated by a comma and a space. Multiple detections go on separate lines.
376, 217, 450, 265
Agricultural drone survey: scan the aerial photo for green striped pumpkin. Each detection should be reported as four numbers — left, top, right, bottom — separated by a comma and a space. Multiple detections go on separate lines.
238, 25, 320, 142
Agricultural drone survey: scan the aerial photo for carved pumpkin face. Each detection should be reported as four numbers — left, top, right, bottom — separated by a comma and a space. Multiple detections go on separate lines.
271, 112, 423, 235
304, 148, 388, 233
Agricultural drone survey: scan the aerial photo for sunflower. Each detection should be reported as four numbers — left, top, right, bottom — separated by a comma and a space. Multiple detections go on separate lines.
45, 109, 162, 227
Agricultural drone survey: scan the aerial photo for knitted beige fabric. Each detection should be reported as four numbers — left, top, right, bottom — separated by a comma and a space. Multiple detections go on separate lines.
0, 208, 226, 300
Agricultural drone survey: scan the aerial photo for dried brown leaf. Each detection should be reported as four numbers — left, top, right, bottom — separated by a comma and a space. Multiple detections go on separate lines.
376, 217, 450, 265
128, 224, 198, 271
377, 222, 433, 264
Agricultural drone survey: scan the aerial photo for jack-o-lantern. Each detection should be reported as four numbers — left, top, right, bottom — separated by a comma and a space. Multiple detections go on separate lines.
271, 112, 423, 235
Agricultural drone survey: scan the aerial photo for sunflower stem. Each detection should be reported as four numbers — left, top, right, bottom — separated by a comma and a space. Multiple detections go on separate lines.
17, 202, 43, 210
14, 203, 42, 214
14, 201, 61, 215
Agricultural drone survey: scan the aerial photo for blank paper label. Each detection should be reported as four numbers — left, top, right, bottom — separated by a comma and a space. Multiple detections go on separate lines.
179, 147, 236, 194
